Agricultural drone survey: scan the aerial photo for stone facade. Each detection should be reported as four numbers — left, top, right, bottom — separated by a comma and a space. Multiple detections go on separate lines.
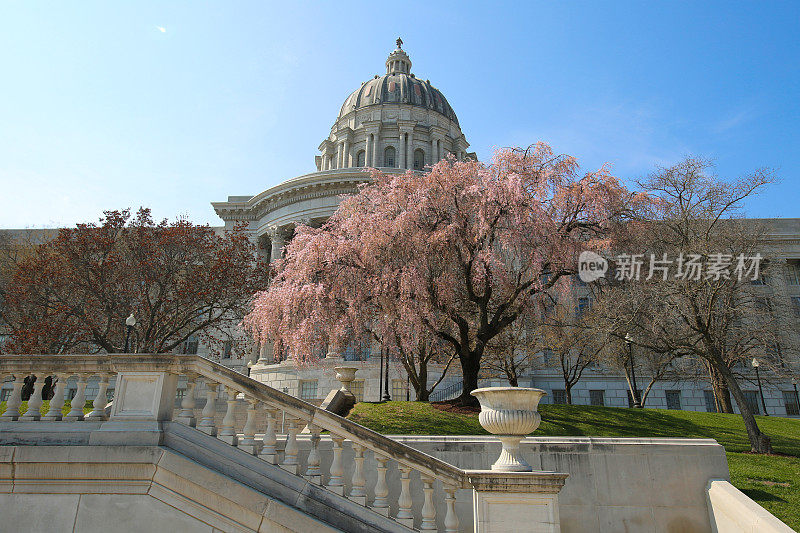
1, 42, 799, 419
209, 43, 800, 418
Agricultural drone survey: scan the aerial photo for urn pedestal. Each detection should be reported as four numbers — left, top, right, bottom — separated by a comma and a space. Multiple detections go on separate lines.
333, 366, 358, 394
471, 387, 546, 472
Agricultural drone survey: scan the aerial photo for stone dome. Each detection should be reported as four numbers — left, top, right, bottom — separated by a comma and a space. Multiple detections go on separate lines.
336, 41, 459, 126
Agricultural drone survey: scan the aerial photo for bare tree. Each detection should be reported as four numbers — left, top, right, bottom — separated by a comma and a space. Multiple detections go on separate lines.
594, 157, 793, 453
537, 300, 607, 404
482, 316, 542, 387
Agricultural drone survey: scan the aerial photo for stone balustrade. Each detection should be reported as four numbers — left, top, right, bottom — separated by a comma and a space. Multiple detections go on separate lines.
0, 354, 568, 532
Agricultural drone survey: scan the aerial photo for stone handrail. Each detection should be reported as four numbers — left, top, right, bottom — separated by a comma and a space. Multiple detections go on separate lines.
1, 354, 569, 532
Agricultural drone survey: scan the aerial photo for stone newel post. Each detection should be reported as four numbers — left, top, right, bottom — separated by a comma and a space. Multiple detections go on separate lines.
469, 386, 568, 533
89, 370, 178, 446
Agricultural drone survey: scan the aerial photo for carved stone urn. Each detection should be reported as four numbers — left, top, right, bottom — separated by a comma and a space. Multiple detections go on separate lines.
471, 387, 547, 472
334, 366, 358, 394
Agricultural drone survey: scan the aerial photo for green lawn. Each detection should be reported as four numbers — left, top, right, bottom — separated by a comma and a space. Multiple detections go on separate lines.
0, 399, 94, 417
349, 401, 800, 530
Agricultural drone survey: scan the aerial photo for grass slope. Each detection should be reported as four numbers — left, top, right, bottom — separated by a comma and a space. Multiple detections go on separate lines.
348, 401, 800, 529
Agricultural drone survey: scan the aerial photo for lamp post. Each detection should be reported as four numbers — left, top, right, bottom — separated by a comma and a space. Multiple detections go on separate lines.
124, 313, 136, 353
751, 358, 769, 416
378, 347, 385, 401
625, 333, 642, 408
792, 377, 799, 417
383, 348, 391, 402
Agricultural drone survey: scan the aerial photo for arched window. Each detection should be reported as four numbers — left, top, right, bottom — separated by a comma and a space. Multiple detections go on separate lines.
356, 150, 366, 167
384, 146, 396, 168
413, 149, 425, 170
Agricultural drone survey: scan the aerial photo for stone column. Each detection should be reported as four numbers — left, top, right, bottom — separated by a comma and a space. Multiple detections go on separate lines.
468, 471, 568, 533
269, 227, 285, 264
365, 134, 373, 168
372, 133, 380, 167
343, 140, 351, 167
400, 132, 407, 169
407, 132, 414, 169
335, 143, 342, 169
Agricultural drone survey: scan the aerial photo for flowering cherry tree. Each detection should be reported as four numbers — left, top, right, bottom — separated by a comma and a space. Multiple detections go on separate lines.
246, 144, 639, 403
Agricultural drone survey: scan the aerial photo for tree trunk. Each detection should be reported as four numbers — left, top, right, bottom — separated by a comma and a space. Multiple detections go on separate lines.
457, 352, 481, 406
710, 366, 734, 413
716, 361, 773, 454
416, 387, 430, 402
416, 358, 429, 402
565, 383, 573, 405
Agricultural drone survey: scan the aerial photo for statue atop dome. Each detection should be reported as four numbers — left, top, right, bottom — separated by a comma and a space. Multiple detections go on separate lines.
396, 37, 403, 49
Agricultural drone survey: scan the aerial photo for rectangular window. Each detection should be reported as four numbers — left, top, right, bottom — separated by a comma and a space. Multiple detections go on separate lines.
552, 389, 567, 405
751, 261, 769, 285
783, 390, 799, 416
742, 390, 760, 415
791, 296, 800, 317
183, 335, 199, 355
577, 297, 592, 317
755, 297, 773, 314
665, 390, 682, 410
626, 389, 643, 408
0, 388, 10, 402
350, 380, 365, 402
704, 390, 718, 413
176, 388, 186, 401
391, 379, 407, 401
589, 390, 605, 407
542, 348, 554, 365
343, 339, 367, 361
299, 380, 318, 400
223, 340, 233, 358
787, 260, 800, 285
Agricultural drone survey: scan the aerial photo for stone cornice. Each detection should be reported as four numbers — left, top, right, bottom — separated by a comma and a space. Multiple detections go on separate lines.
212, 168, 407, 222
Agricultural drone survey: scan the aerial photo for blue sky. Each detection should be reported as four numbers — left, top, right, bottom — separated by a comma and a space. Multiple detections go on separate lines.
1, 1, 798, 228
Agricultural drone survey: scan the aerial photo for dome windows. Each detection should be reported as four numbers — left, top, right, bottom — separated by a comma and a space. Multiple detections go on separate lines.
384, 147, 396, 168
413, 149, 425, 170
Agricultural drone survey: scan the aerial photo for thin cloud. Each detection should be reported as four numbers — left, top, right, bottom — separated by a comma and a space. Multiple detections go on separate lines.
712, 107, 757, 135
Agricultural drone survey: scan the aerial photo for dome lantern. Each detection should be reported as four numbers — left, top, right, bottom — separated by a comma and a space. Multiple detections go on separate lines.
386, 37, 412, 75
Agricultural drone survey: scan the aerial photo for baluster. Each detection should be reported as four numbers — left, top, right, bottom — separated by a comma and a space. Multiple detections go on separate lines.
326, 435, 345, 495
372, 454, 390, 516
305, 424, 322, 484
198, 381, 218, 435
349, 443, 367, 505
281, 418, 301, 474
419, 475, 437, 531
64, 375, 87, 422
20, 374, 45, 421
218, 386, 239, 445
258, 407, 279, 464
85, 375, 109, 421
43, 373, 67, 421
1, 375, 24, 421
444, 484, 459, 533
396, 465, 414, 528
237, 398, 260, 454
175, 374, 197, 426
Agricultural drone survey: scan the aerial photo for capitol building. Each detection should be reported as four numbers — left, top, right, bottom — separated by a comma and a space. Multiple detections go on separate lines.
2, 41, 800, 417
206, 41, 800, 417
